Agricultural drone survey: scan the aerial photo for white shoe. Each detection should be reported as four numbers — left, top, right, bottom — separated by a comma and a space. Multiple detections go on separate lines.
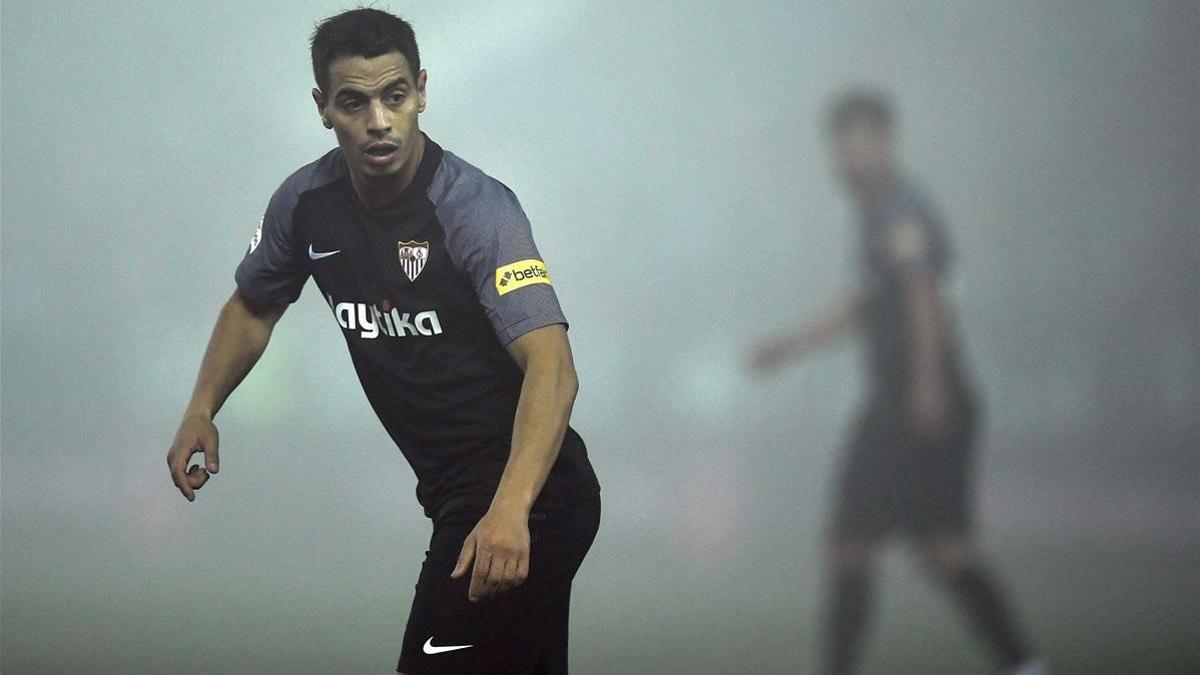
1009, 659, 1048, 675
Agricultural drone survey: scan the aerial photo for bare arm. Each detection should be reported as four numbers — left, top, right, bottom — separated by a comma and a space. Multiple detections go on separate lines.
494, 323, 578, 512
749, 290, 865, 372
166, 289, 288, 501
903, 274, 951, 439
451, 323, 578, 601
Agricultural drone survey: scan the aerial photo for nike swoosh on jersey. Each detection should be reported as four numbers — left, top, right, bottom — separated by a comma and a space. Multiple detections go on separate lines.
308, 244, 341, 260
422, 637, 473, 655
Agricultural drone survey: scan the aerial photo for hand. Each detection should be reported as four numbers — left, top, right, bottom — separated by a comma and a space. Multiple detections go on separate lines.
747, 340, 790, 373
166, 413, 219, 502
907, 377, 950, 442
450, 504, 530, 602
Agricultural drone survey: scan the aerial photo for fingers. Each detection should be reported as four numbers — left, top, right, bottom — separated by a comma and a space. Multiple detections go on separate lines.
749, 345, 781, 373
498, 557, 519, 593
186, 465, 210, 490
204, 427, 220, 474
469, 549, 529, 600
167, 425, 216, 502
169, 461, 209, 502
168, 447, 197, 502
469, 546, 493, 602
450, 533, 476, 579
515, 555, 529, 589
451, 515, 531, 601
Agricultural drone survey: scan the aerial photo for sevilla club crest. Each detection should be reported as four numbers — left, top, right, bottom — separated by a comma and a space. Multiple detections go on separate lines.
397, 241, 430, 282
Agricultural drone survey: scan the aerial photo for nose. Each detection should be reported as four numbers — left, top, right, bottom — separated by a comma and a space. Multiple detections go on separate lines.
366, 100, 391, 134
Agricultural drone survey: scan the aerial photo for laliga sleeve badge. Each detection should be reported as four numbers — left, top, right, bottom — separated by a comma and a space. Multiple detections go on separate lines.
397, 241, 430, 282
248, 216, 264, 254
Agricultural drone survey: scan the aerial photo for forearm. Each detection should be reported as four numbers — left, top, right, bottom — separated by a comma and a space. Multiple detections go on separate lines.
491, 356, 579, 514
185, 291, 282, 420
788, 291, 864, 354
904, 278, 947, 390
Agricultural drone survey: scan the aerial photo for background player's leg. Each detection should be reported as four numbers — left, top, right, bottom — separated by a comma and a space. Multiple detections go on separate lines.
823, 403, 897, 675
823, 534, 881, 675
917, 533, 1034, 670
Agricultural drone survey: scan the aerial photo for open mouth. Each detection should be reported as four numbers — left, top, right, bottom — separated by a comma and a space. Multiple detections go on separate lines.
363, 142, 399, 166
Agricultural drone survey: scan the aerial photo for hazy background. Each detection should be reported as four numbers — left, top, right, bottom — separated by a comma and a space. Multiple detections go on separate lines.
2, 1, 1197, 673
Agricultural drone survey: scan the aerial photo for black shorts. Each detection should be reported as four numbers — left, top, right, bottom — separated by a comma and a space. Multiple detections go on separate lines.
396, 494, 601, 674
831, 393, 980, 538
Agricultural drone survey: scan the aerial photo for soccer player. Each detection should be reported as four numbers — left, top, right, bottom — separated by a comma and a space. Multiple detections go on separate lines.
164, 10, 601, 674
749, 90, 1044, 675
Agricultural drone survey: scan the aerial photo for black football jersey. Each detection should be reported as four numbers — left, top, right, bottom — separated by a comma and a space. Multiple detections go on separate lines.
235, 134, 600, 518
857, 174, 970, 399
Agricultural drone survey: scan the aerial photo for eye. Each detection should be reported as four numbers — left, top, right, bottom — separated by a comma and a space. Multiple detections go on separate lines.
388, 91, 406, 104
339, 98, 363, 111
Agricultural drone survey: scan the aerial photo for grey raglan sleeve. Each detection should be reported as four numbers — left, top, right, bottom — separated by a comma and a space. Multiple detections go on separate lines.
442, 180, 568, 346
234, 180, 310, 305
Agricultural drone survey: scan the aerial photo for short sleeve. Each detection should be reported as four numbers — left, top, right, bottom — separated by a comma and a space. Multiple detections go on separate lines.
234, 181, 310, 305
439, 179, 567, 345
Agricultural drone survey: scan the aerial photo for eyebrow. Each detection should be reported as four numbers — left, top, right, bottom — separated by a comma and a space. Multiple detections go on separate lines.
334, 76, 411, 99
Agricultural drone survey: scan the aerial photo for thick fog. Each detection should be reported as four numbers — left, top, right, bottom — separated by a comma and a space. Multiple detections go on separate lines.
3, 2, 1197, 673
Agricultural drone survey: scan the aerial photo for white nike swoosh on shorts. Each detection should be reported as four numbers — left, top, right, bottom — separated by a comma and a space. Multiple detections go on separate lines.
422, 637, 473, 655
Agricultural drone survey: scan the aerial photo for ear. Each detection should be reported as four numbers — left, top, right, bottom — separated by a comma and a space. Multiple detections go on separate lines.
416, 69, 428, 113
312, 88, 332, 128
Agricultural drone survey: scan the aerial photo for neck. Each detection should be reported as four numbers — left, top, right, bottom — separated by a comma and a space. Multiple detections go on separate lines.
350, 132, 427, 210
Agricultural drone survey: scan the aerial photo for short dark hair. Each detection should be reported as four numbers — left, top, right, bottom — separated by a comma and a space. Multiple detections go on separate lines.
828, 88, 894, 135
310, 8, 420, 92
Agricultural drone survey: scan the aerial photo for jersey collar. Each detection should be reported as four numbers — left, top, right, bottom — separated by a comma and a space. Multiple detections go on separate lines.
343, 132, 444, 216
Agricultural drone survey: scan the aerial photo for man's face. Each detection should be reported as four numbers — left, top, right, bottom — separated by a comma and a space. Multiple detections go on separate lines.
313, 51, 427, 182
832, 118, 894, 197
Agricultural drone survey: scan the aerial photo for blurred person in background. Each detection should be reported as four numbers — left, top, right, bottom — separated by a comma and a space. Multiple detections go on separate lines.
163, 9, 600, 674
749, 89, 1044, 675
